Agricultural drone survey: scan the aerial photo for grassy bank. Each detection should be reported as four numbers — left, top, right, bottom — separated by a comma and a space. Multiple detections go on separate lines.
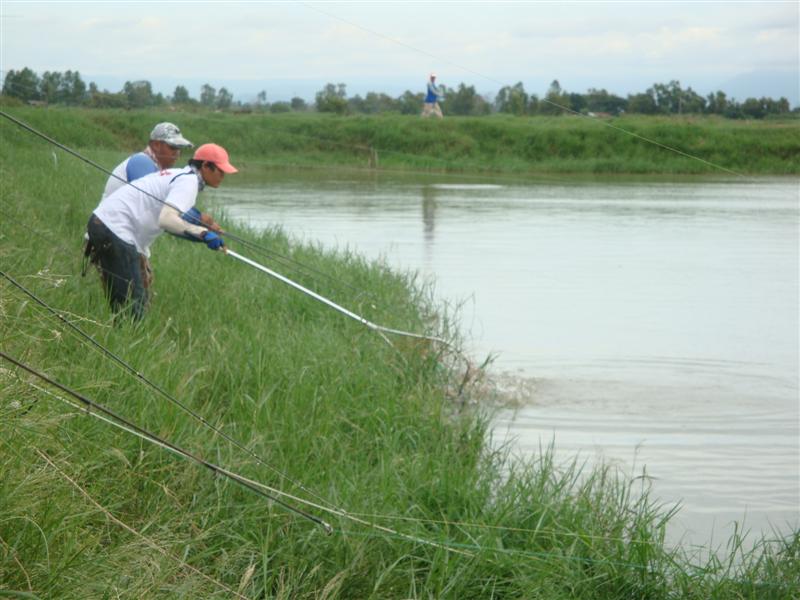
1, 110, 799, 598
1, 104, 799, 176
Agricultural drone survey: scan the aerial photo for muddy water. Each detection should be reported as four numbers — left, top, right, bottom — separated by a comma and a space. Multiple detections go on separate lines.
213, 172, 799, 550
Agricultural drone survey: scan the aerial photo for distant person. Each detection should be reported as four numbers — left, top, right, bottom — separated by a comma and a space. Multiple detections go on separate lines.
85, 144, 238, 321
421, 73, 444, 118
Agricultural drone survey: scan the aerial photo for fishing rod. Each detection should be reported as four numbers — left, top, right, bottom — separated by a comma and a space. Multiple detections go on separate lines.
0, 268, 348, 512
227, 249, 450, 347
1, 261, 473, 529
6, 338, 697, 564
1, 270, 477, 556
0, 110, 450, 347
218, 230, 378, 307
3, 348, 478, 557
0, 349, 334, 534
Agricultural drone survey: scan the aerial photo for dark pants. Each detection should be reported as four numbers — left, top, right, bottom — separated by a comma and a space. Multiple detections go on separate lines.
86, 214, 149, 321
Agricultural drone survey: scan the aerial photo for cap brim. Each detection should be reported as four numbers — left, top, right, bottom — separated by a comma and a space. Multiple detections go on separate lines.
164, 135, 193, 148
218, 162, 238, 174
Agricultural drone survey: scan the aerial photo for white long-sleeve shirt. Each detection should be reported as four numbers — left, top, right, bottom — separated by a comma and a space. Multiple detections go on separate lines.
93, 167, 207, 257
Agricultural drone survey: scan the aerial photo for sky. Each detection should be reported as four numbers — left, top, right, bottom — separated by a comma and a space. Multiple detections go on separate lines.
2, 1, 798, 105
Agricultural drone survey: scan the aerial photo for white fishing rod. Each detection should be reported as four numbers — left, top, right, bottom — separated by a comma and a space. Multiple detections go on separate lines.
226, 249, 450, 347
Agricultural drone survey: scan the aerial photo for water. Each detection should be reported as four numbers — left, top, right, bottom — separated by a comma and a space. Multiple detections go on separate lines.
212, 171, 799, 551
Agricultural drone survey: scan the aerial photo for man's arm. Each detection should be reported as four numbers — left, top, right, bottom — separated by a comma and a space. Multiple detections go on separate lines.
158, 205, 207, 239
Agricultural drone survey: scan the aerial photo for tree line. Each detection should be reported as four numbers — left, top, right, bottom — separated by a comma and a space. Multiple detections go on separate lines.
2, 67, 795, 119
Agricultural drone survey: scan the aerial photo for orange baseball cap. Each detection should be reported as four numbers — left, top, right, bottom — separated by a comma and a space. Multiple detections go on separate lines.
193, 143, 238, 173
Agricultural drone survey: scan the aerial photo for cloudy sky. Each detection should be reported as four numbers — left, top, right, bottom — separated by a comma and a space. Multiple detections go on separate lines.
2, 1, 798, 104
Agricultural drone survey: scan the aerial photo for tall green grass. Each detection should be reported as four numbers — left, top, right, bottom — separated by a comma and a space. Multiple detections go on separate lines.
1, 111, 798, 598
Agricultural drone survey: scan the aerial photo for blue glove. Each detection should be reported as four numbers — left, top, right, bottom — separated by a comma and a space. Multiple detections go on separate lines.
202, 231, 225, 250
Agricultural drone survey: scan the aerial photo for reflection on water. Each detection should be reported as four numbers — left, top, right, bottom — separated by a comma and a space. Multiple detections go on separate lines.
422, 185, 436, 243
212, 172, 799, 549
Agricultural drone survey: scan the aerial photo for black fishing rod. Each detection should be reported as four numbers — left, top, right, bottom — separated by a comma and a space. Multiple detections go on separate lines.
0, 268, 345, 510
0, 109, 449, 347
1, 270, 475, 551
2, 348, 481, 556
0, 349, 333, 534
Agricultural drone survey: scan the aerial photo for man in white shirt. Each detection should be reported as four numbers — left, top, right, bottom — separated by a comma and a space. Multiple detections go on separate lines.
86, 143, 237, 321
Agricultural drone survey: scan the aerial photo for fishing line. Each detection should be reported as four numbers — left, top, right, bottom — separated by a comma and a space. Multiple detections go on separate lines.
298, 1, 749, 178
336, 528, 649, 570
0, 349, 334, 534
325, 510, 668, 549
333, 527, 792, 587
0, 109, 452, 348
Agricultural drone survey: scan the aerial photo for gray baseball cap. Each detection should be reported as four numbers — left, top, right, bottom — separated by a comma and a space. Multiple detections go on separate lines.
149, 122, 193, 148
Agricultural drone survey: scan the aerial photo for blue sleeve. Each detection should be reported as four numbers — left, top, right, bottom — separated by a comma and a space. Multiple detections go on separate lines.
125, 153, 158, 182
168, 206, 205, 242
181, 206, 203, 225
